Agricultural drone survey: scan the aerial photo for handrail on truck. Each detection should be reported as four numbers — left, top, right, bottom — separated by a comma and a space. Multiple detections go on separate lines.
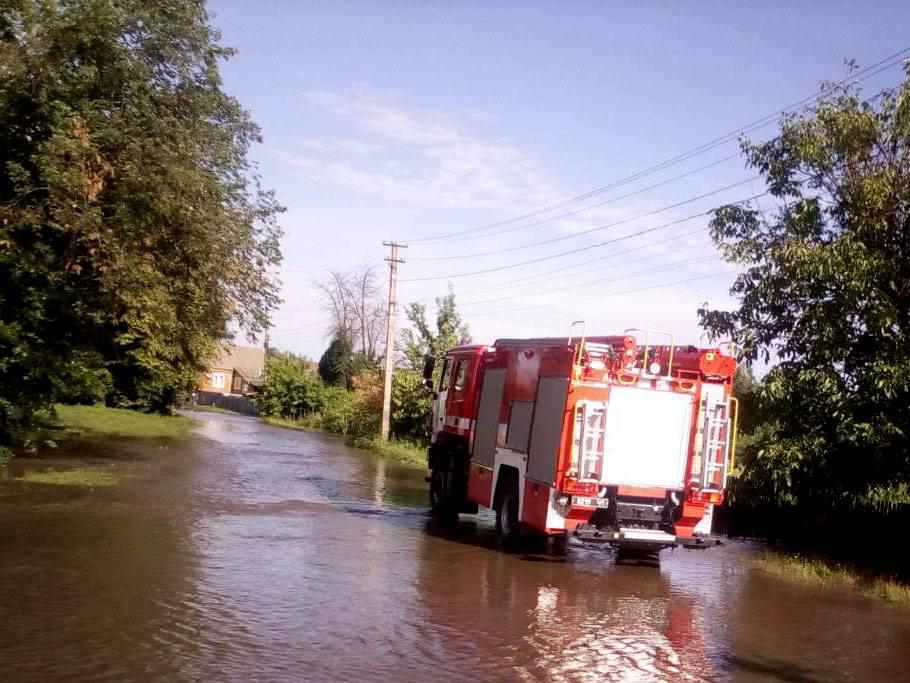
728, 396, 739, 476
568, 320, 586, 377
623, 328, 676, 380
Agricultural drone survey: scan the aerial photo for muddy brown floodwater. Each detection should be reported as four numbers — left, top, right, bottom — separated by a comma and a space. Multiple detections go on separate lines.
1, 412, 908, 682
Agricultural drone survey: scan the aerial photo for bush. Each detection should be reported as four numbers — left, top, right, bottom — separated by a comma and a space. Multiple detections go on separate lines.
258, 356, 324, 419
391, 370, 431, 442
259, 351, 433, 445
320, 386, 354, 434
349, 368, 382, 438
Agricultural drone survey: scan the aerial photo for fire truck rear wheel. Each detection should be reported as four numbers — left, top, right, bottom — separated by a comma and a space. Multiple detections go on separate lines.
496, 479, 520, 546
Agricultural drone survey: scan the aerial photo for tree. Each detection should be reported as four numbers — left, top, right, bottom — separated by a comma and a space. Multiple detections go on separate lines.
349, 267, 384, 361
316, 267, 384, 361
699, 63, 910, 509
399, 289, 471, 371
318, 337, 352, 387
317, 271, 356, 344
0, 1, 282, 428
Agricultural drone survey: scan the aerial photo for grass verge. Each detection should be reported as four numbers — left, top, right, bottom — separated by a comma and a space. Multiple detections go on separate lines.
37, 404, 196, 440
348, 436, 427, 468
184, 404, 240, 415
754, 551, 910, 605
261, 417, 427, 468
19, 467, 118, 487
261, 415, 321, 432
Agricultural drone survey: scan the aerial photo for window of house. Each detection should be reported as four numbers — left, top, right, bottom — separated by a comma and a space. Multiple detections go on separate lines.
211, 372, 225, 389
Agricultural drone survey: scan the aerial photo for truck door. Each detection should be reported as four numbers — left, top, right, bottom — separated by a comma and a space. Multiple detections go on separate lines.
431, 356, 451, 441
444, 355, 474, 435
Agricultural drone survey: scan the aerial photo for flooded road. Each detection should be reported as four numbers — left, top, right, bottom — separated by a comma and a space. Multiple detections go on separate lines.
1, 412, 908, 682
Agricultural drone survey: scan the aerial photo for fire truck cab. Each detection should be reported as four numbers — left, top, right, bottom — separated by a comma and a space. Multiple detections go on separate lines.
425, 331, 738, 551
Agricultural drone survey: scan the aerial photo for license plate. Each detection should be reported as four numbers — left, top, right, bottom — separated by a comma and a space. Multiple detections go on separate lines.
573, 496, 608, 508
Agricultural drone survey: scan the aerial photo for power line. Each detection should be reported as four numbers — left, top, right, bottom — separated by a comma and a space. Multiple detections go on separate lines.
402, 48, 909, 245
406, 224, 711, 302
468, 271, 737, 319
410, 151, 742, 249
400, 191, 767, 282
458, 253, 722, 308
409, 175, 759, 261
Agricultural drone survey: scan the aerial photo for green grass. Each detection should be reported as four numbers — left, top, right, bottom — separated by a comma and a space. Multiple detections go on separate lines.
754, 551, 910, 605
262, 416, 427, 468
350, 436, 427, 468
261, 415, 322, 432
44, 404, 195, 439
19, 467, 118, 487
184, 404, 240, 415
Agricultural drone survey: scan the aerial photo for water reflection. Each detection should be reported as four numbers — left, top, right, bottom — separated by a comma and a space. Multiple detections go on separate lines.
0, 412, 908, 683
522, 583, 713, 682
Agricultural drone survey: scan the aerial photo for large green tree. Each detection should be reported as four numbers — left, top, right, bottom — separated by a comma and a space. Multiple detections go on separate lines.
399, 289, 471, 371
700, 64, 910, 509
0, 0, 282, 428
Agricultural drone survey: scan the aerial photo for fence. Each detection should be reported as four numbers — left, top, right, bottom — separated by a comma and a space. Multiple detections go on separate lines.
193, 391, 258, 416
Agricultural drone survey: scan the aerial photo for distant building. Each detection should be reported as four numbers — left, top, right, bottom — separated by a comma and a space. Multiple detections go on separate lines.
197, 345, 265, 396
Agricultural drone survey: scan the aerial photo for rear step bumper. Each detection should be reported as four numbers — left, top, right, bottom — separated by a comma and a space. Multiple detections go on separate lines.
573, 525, 722, 550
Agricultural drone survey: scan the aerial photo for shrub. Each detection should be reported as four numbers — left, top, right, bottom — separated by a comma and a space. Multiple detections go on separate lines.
391, 369, 431, 442
320, 386, 354, 434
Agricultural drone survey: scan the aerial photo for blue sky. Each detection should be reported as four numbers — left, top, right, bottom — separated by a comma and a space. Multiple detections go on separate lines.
209, 1, 910, 359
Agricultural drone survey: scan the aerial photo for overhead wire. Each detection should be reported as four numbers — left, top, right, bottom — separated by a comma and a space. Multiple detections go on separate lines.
468, 271, 737, 319
409, 151, 742, 247
402, 48, 909, 245
458, 253, 722, 308
408, 175, 759, 261
406, 223, 711, 302
400, 191, 768, 282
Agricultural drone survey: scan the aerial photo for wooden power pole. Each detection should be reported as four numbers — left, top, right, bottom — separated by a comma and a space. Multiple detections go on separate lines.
381, 241, 407, 441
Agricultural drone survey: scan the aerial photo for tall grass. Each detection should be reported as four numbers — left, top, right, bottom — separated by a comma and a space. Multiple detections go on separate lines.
754, 551, 910, 605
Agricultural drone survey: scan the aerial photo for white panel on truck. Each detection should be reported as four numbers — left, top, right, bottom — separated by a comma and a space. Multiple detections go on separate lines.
602, 386, 693, 489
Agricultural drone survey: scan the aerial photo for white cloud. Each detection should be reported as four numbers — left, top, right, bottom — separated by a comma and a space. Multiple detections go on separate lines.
292, 91, 563, 212
298, 137, 380, 156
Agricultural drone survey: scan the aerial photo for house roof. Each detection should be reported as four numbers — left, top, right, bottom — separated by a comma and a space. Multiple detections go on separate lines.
208, 344, 265, 380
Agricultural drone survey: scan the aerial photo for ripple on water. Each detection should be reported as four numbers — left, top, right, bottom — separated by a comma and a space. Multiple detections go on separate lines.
3, 414, 910, 682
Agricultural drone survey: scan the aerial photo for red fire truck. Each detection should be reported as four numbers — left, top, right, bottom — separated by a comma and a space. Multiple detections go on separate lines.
423, 330, 738, 550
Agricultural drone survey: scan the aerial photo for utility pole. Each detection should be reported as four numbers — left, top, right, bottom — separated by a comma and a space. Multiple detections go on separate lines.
381, 241, 407, 441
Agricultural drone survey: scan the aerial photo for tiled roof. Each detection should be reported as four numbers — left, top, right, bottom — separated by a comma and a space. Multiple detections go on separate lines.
208, 344, 265, 380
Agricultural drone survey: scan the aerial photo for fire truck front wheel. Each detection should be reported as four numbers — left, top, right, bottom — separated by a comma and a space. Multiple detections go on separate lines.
430, 466, 458, 523
495, 473, 520, 545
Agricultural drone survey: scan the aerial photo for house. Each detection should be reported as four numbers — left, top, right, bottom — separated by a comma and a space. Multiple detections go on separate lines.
197, 345, 265, 396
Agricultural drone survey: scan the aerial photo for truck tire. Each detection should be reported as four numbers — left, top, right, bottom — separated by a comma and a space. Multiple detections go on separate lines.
495, 475, 520, 546
430, 465, 458, 524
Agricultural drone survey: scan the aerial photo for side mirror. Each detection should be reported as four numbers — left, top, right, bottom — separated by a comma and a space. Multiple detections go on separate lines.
421, 355, 435, 381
